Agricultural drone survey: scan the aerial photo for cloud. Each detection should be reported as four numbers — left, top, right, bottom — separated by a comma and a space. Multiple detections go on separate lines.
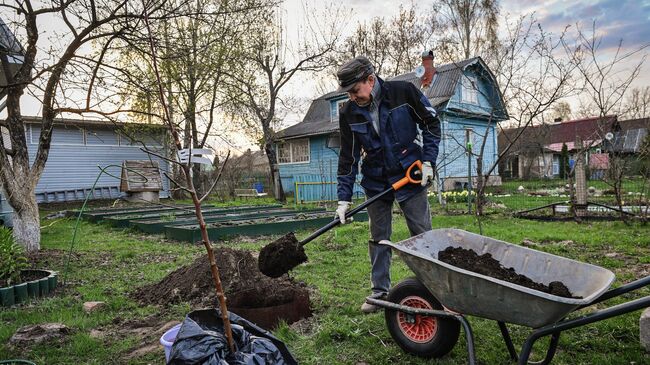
507, 0, 650, 52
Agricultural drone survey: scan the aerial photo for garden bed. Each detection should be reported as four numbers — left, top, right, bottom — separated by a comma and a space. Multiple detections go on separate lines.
0, 269, 58, 307
128, 207, 325, 233
164, 211, 369, 243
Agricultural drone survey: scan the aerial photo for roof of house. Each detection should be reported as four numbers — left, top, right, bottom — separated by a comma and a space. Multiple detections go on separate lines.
276, 91, 343, 140
229, 149, 269, 172
0, 18, 24, 56
16, 116, 167, 129
608, 117, 650, 153
278, 57, 495, 140
499, 116, 649, 153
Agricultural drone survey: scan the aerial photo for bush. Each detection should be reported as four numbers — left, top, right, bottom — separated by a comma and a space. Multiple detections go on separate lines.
0, 227, 28, 286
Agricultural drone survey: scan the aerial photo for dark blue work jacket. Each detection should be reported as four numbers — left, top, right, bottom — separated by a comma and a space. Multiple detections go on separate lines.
337, 78, 441, 202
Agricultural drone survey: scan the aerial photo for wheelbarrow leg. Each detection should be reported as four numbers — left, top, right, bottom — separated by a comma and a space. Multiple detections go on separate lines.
500, 321, 560, 365
518, 332, 560, 365
498, 322, 518, 361
458, 315, 477, 365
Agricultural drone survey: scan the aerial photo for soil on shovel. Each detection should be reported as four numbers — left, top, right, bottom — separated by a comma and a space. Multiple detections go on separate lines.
258, 232, 308, 278
132, 247, 309, 309
438, 246, 581, 299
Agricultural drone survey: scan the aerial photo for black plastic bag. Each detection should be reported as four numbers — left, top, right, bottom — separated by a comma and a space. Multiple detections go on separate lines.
168, 308, 298, 365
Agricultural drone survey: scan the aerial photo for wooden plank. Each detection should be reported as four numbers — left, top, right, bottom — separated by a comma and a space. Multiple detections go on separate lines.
120, 160, 162, 192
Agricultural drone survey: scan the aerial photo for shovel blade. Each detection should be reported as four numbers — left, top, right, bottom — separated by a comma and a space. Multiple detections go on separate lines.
258, 232, 308, 278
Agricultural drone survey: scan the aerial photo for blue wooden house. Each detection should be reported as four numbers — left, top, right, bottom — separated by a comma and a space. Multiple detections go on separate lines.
276, 56, 509, 202
0, 117, 170, 225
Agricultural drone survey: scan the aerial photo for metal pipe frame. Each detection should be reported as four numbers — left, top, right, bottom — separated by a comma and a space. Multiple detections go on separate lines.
369, 283, 650, 365
366, 298, 477, 365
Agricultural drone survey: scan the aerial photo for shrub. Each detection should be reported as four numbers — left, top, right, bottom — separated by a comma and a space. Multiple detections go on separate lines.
0, 227, 28, 286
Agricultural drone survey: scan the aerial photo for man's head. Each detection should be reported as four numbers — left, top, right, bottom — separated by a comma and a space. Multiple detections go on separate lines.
336, 56, 376, 107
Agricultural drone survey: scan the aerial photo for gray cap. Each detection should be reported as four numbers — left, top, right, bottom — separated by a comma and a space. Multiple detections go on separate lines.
336, 56, 374, 92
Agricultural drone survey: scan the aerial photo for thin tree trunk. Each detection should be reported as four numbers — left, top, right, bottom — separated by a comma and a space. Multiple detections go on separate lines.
264, 141, 285, 202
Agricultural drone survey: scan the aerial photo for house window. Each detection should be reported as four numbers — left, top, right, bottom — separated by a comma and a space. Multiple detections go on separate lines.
277, 143, 291, 163
461, 75, 478, 104
331, 99, 346, 122
50, 125, 85, 145
278, 138, 310, 164
552, 154, 560, 176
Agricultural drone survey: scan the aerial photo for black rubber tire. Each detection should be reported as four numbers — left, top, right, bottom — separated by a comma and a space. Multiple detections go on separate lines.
385, 277, 460, 358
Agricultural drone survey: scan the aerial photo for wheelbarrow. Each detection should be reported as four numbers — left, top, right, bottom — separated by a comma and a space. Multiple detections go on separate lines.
368, 228, 650, 364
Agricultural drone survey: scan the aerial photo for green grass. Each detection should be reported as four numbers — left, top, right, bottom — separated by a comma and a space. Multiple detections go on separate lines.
1, 202, 649, 364
496, 177, 648, 194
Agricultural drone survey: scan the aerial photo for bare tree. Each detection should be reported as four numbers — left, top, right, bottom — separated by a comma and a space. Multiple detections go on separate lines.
140, 8, 238, 352
227, 3, 342, 202
435, 0, 500, 62
565, 21, 648, 221
550, 100, 572, 122
333, 3, 438, 76
622, 86, 650, 119
335, 18, 391, 75
0, 0, 187, 251
116, 0, 273, 196
451, 15, 579, 216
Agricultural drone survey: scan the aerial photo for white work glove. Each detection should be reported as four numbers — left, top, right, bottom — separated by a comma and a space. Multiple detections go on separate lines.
421, 161, 434, 186
336, 201, 352, 224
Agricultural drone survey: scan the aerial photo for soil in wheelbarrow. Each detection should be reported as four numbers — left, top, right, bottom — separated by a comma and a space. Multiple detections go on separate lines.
438, 247, 582, 299
131, 247, 311, 327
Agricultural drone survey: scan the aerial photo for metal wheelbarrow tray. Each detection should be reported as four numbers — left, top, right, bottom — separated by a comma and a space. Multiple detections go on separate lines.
369, 228, 650, 365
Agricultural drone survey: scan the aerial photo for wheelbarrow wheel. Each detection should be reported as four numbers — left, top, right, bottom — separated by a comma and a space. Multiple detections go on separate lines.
385, 277, 460, 358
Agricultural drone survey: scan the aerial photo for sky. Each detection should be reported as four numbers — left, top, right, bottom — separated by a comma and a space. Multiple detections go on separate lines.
277, 0, 650, 133
4, 0, 649, 153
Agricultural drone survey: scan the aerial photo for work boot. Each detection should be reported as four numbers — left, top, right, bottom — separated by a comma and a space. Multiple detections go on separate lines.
360, 292, 387, 314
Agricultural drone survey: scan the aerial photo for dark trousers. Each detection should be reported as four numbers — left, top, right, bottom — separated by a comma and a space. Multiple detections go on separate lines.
366, 188, 432, 295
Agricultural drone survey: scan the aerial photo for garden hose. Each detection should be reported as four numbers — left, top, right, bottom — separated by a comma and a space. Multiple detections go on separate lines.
62, 164, 149, 285
0, 360, 37, 365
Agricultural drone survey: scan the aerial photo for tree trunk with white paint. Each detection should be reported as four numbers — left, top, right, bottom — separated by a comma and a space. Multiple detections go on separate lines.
11, 196, 40, 252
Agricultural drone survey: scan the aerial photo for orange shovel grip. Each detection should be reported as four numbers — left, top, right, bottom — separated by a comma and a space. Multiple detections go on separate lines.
391, 160, 423, 190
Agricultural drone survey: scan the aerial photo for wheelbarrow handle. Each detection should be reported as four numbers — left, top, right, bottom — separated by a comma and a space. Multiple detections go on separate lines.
299, 160, 424, 247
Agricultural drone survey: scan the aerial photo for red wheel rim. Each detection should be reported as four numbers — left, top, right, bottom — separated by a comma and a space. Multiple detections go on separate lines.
396, 295, 437, 343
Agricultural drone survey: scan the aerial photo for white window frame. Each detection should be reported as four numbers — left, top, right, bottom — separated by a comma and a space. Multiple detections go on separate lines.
331, 99, 346, 123
461, 75, 479, 104
277, 141, 292, 164
552, 154, 560, 176
278, 138, 310, 165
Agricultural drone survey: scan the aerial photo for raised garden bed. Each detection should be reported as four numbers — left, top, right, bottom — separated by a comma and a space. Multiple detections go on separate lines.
165, 211, 369, 243
80, 206, 185, 222
105, 206, 300, 228
130, 207, 326, 233
83, 204, 281, 224
0, 269, 58, 307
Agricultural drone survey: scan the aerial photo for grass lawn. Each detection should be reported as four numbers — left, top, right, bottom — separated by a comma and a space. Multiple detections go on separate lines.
1, 200, 649, 364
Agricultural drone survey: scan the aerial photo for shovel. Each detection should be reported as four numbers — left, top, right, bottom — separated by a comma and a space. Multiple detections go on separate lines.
258, 160, 425, 278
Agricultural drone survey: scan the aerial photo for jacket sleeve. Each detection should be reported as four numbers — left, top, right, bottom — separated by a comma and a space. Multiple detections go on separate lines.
406, 83, 441, 165
337, 112, 360, 202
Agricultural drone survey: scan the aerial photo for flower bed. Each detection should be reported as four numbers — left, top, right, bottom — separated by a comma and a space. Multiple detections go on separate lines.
0, 269, 58, 307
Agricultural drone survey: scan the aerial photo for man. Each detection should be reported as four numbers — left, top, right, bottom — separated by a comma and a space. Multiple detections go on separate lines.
335, 55, 441, 313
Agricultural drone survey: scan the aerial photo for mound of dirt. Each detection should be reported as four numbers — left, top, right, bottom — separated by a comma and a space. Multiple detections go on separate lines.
438, 246, 581, 298
132, 247, 308, 309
